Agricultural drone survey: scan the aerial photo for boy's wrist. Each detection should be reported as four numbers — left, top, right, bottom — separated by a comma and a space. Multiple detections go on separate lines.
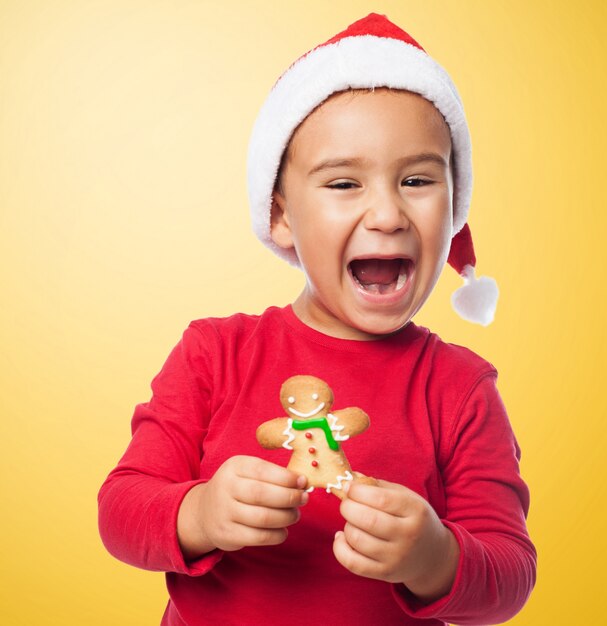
403, 526, 460, 604
177, 482, 216, 561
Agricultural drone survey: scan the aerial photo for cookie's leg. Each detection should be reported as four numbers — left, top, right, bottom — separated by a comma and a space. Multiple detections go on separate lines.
329, 472, 378, 498
329, 486, 347, 500
352, 471, 379, 488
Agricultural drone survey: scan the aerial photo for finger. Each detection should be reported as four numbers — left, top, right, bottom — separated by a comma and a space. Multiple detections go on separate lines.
234, 502, 301, 530
232, 456, 306, 489
345, 479, 420, 517
333, 530, 384, 581
234, 477, 309, 508
340, 498, 400, 541
342, 521, 391, 562
228, 523, 290, 549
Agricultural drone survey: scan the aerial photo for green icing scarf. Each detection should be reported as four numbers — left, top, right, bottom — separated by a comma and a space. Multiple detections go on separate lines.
291, 416, 339, 451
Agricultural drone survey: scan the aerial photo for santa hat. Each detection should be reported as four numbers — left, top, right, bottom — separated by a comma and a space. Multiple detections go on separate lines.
247, 13, 498, 326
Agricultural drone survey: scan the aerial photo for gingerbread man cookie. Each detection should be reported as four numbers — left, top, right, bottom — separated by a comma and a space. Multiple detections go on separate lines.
256, 375, 375, 499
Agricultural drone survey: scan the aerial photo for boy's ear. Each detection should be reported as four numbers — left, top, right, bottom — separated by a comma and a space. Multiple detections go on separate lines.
270, 190, 295, 249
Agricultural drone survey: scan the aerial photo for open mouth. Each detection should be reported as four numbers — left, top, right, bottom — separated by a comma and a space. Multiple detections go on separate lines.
348, 258, 413, 295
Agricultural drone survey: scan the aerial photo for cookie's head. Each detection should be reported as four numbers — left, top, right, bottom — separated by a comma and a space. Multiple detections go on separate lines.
280, 375, 333, 419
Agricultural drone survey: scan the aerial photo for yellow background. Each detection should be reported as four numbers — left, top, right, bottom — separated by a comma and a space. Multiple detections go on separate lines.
1, 1, 605, 624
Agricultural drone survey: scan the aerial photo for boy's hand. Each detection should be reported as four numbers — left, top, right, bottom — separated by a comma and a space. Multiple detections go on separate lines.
177, 456, 308, 560
333, 480, 460, 603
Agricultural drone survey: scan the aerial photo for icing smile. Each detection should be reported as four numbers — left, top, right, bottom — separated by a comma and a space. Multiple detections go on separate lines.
287, 402, 326, 418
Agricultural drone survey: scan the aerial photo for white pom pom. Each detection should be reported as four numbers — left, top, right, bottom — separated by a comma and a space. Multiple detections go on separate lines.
451, 265, 499, 326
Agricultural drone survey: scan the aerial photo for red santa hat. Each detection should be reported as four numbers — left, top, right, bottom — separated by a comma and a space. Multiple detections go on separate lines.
247, 13, 498, 326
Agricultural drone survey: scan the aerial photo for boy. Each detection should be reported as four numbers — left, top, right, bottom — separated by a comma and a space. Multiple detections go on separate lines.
98, 14, 536, 626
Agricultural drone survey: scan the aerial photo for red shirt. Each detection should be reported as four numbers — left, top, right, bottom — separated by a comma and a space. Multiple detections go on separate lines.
98, 305, 536, 625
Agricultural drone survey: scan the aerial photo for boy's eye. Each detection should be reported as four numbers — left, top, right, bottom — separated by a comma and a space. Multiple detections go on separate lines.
326, 180, 358, 190
402, 177, 431, 187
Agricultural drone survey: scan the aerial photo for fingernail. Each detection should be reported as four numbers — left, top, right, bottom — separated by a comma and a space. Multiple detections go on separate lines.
301, 491, 309, 506
297, 475, 307, 489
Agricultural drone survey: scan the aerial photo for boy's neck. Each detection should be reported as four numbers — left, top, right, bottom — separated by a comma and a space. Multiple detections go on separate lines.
291, 290, 411, 342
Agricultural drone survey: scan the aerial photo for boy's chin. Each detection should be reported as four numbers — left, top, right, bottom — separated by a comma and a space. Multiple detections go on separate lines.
343, 310, 414, 340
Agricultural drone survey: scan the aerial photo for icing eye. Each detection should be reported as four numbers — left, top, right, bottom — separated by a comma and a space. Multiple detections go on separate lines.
312, 393, 319, 400
288, 396, 295, 404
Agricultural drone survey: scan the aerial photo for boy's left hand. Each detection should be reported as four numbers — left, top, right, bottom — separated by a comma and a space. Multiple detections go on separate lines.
333, 479, 460, 603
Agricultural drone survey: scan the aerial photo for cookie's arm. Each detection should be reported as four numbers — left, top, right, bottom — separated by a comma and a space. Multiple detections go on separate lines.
256, 417, 289, 449
332, 407, 370, 437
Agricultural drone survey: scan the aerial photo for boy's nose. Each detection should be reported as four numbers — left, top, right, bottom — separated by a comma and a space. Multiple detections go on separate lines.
362, 189, 410, 233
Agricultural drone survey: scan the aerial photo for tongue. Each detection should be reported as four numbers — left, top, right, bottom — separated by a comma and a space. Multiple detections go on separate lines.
350, 259, 401, 285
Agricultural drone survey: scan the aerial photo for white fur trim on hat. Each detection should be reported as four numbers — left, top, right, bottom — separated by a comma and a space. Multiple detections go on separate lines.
451, 265, 499, 326
247, 33, 473, 266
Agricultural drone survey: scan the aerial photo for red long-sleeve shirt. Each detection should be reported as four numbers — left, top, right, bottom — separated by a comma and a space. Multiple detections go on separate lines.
98, 305, 536, 625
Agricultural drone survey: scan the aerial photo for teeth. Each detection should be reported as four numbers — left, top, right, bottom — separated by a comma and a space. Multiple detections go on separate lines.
396, 264, 408, 289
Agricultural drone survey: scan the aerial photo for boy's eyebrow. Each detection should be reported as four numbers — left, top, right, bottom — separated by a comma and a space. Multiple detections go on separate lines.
307, 152, 449, 176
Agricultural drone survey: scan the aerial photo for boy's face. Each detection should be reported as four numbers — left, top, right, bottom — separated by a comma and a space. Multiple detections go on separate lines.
271, 88, 453, 340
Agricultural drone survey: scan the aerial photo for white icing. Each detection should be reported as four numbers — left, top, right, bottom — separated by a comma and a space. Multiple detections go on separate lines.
287, 402, 325, 418
282, 418, 295, 450
288, 396, 295, 404
326, 470, 353, 493
328, 413, 350, 442
306, 486, 315, 493
312, 393, 318, 400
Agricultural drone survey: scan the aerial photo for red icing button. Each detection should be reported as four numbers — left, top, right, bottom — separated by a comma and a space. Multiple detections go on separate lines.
305, 432, 313, 439
308, 447, 316, 454
311, 460, 319, 468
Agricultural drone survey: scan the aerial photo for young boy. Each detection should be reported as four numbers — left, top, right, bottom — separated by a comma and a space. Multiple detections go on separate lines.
98, 14, 536, 626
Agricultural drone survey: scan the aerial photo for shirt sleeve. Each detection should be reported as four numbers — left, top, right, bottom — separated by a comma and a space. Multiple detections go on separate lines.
97, 323, 224, 576
391, 372, 537, 625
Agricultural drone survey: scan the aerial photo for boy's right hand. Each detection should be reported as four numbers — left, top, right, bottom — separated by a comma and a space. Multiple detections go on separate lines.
177, 455, 308, 560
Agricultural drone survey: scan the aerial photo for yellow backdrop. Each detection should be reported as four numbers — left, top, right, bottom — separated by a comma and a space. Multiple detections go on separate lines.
1, 1, 605, 624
